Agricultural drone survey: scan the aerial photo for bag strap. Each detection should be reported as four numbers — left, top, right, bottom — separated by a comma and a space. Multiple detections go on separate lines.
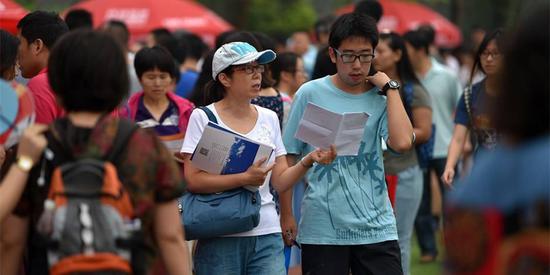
464, 85, 475, 130
48, 117, 137, 164
106, 119, 138, 163
198, 106, 218, 124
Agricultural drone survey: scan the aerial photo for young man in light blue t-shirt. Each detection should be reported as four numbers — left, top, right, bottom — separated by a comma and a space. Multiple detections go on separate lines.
283, 13, 414, 275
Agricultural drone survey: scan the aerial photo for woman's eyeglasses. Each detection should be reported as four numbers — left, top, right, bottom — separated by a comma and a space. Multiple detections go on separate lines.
233, 64, 265, 74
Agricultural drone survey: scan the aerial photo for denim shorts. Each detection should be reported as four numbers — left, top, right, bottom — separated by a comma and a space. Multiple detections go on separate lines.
194, 233, 286, 275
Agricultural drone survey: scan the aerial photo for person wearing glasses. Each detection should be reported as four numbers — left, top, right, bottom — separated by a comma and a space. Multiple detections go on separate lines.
442, 29, 503, 186
180, 41, 336, 275
283, 13, 413, 275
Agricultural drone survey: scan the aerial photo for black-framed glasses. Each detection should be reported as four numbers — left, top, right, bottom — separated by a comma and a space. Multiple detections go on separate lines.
333, 48, 375, 63
233, 64, 265, 74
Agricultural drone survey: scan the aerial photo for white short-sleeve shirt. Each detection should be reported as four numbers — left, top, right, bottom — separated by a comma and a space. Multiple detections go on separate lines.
181, 104, 287, 236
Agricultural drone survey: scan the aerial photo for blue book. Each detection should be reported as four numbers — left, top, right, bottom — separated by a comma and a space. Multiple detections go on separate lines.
191, 122, 275, 184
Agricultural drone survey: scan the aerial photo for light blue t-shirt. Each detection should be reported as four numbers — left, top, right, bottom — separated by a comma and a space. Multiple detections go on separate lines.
420, 59, 462, 159
283, 76, 398, 245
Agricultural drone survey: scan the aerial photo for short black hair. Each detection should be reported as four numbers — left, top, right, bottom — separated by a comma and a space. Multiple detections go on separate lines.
223, 31, 262, 50
417, 24, 436, 45
102, 20, 129, 48
271, 52, 299, 84
65, 9, 93, 30
150, 28, 174, 49
134, 46, 178, 79
0, 30, 19, 78
252, 31, 276, 51
215, 30, 239, 49
354, 0, 384, 23
48, 30, 128, 113
493, 4, 549, 141
174, 32, 208, 61
329, 13, 379, 50
314, 15, 336, 41
403, 30, 430, 54
150, 28, 182, 63
17, 11, 69, 49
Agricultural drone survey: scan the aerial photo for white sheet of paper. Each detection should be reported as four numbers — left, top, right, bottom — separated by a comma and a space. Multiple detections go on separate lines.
294, 103, 369, 156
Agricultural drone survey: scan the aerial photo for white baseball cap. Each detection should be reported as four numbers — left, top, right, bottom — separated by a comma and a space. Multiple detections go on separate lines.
212, 41, 276, 80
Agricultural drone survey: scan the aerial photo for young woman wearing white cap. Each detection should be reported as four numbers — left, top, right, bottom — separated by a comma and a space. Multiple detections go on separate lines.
180, 42, 336, 274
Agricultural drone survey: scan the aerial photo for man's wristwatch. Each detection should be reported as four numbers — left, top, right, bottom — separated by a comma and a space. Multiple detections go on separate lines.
379, 80, 400, 96
15, 155, 34, 172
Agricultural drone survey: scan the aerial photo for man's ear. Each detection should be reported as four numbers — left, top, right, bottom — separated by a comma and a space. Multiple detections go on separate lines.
218, 73, 231, 88
394, 49, 403, 63
32, 39, 46, 56
328, 47, 337, 64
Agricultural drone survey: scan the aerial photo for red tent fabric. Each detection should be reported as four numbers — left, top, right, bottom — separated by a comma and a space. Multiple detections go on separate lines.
0, 0, 28, 34
67, 0, 232, 46
337, 0, 462, 48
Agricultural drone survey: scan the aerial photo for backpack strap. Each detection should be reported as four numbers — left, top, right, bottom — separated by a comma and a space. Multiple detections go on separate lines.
47, 119, 77, 164
106, 119, 138, 163
198, 106, 218, 124
48, 117, 138, 164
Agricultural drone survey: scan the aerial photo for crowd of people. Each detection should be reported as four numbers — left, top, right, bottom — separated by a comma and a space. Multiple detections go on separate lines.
0, 0, 548, 275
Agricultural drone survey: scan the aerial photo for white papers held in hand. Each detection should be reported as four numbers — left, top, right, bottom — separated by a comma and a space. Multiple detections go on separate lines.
295, 102, 369, 156
191, 122, 274, 191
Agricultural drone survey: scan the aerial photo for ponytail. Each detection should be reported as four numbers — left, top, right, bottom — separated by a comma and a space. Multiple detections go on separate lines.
203, 79, 226, 105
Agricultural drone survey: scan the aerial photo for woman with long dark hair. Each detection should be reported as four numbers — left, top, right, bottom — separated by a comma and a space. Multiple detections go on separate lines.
374, 31, 432, 275
442, 29, 503, 186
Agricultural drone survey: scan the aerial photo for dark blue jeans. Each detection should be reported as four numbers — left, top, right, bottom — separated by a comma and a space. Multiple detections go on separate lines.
414, 158, 449, 257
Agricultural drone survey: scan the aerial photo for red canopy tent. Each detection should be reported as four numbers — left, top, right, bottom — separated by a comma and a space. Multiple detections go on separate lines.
0, 0, 28, 34
337, 0, 462, 48
67, 0, 232, 46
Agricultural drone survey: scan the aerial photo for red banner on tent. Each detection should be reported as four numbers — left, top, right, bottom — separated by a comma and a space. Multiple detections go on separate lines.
67, 0, 232, 46
0, 0, 28, 34
337, 0, 463, 48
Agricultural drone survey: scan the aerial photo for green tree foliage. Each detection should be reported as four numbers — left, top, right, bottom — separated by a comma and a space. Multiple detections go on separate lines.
247, 0, 317, 34
199, 0, 317, 37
